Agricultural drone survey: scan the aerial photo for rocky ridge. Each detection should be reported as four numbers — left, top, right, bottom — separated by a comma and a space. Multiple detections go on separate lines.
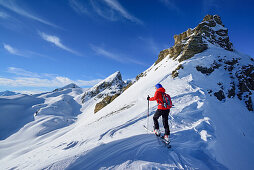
81, 71, 131, 113
155, 14, 233, 65
152, 15, 253, 111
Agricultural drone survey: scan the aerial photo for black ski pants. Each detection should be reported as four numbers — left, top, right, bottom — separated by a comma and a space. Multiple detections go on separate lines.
153, 109, 170, 135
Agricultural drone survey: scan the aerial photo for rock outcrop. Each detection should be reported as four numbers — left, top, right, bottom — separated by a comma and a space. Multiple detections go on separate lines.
94, 93, 120, 113
236, 65, 254, 111
155, 14, 233, 65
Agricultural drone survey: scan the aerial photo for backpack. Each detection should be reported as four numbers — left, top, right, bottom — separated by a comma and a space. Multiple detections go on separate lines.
160, 92, 172, 109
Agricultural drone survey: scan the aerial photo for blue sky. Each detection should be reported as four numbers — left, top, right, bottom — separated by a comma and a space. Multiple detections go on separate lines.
0, 0, 254, 93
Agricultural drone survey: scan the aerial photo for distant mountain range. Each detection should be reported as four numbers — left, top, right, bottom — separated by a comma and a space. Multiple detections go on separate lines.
0, 90, 20, 96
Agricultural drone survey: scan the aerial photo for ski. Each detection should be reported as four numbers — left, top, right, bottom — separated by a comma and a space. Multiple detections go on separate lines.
143, 125, 171, 148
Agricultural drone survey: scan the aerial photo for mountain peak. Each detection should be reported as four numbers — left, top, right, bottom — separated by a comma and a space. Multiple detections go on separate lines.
53, 83, 80, 92
103, 71, 122, 83
155, 14, 233, 65
202, 14, 223, 26
81, 71, 124, 103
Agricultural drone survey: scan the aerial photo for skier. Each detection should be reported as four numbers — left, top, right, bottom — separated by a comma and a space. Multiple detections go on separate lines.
147, 83, 172, 142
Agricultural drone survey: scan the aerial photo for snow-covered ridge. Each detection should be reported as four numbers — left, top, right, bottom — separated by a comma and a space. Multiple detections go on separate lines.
0, 90, 20, 96
53, 83, 80, 92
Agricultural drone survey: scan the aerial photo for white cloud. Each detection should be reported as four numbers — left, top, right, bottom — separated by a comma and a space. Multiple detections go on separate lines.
0, 0, 60, 28
91, 44, 123, 62
7, 67, 40, 77
26, 50, 55, 61
3, 43, 54, 59
103, 0, 143, 24
0, 11, 9, 18
202, 0, 221, 14
39, 32, 81, 56
90, 0, 118, 21
69, 0, 89, 15
159, 0, 182, 14
1, 67, 102, 88
70, 0, 143, 24
3, 43, 25, 56
138, 37, 168, 55
3, 44, 16, 54
14, 90, 44, 95
0, 77, 102, 88
90, 44, 147, 66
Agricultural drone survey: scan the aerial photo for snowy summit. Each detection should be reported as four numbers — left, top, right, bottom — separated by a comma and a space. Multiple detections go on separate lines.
53, 83, 80, 92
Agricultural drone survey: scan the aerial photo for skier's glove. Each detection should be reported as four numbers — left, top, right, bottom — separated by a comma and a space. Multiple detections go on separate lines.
147, 96, 150, 100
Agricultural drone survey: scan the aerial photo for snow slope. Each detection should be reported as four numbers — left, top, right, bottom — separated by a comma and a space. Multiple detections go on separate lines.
1, 46, 253, 169
1, 16, 254, 170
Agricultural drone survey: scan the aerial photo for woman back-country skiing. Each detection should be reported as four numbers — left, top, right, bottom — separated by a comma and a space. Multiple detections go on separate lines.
147, 83, 172, 142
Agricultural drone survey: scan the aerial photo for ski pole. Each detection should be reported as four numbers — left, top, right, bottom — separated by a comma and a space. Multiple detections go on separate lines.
147, 96, 149, 133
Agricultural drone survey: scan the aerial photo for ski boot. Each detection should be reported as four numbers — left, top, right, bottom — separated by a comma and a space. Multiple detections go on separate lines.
154, 129, 161, 136
163, 135, 170, 143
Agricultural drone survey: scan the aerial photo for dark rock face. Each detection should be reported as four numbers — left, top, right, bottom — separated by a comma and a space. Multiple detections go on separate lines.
236, 65, 254, 111
179, 36, 208, 62
195, 55, 254, 111
94, 80, 134, 113
136, 72, 145, 81
196, 61, 221, 75
94, 93, 120, 113
214, 90, 226, 101
228, 82, 236, 98
155, 14, 233, 65
172, 64, 183, 78
155, 49, 171, 65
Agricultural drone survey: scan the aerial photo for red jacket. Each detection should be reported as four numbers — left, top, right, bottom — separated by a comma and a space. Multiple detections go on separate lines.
149, 87, 171, 110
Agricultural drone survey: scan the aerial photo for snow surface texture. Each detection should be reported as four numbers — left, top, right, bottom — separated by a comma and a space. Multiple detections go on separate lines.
1, 47, 254, 169
1, 20, 254, 170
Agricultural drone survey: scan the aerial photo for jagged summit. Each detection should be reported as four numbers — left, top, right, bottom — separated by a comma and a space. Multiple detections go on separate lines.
101, 71, 122, 84
198, 14, 233, 51
80, 71, 129, 113
156, 14, 233, 64
81, 71, 124, 103
91, 71, 123, 91
53, 83, 80, 92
